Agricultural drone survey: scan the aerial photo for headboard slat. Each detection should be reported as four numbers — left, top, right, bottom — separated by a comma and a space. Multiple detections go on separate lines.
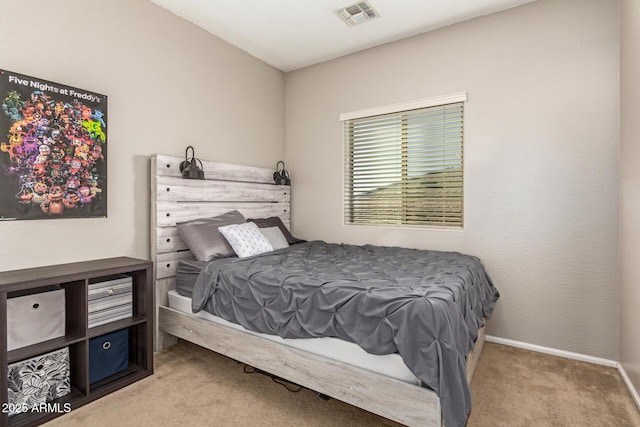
155, 154, 274, 183
156, 228, 188, 253
156, 176, 289, 203
156, 202, 289, 227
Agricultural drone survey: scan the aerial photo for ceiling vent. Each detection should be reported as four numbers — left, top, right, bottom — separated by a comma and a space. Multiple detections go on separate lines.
335, 1, 380, 27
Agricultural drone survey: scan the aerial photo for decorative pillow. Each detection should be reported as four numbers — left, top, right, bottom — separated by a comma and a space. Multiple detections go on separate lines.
176, 210, 246, 261
247, 217, 305, 245
259, 226, 289, 250
218, 222, 274, 258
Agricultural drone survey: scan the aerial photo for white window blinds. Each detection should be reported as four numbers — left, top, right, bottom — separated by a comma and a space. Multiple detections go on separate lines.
343, 99, 464, 228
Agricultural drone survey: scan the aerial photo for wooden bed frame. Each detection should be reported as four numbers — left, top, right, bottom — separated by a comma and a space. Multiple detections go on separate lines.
150, 154, 485, 427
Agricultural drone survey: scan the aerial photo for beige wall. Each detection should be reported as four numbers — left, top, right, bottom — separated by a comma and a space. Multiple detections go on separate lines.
620, 0, 640, 391
0, 0, 284, 271
285, 0, 620, 359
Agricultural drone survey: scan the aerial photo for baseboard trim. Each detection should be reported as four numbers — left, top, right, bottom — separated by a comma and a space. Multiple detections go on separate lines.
485, 335, 618, 368
618, 363, 640, 411
485, 335, 640, 411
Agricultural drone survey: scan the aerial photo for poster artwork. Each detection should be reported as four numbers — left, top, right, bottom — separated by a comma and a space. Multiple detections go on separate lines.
0, 69, 107, 220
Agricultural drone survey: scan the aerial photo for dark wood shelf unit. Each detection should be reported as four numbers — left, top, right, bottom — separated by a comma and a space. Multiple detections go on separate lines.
0, 257, 153, 427
89, 362, 147, 395
7, 334, 85, 365
86, 315, 147, 339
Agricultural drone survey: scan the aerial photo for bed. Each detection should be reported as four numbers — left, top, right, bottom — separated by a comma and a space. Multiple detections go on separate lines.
151, 154, 498, 427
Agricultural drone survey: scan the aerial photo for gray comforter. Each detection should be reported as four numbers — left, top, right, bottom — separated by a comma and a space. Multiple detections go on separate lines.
191, 241, 499, 427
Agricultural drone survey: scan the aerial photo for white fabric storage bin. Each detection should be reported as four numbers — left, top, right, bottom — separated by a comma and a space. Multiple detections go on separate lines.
7, 347, 71, 416
88, 275, 132, 328
7, 289, 66, 351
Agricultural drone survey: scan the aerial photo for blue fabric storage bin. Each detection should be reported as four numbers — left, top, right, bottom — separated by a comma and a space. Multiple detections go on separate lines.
89, 329, 129, 384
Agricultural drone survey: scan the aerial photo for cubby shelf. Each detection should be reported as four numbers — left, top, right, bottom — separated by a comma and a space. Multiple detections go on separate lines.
0, 257, 153, 427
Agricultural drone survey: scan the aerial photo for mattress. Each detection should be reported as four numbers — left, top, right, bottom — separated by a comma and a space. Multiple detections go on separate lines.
167, 290, 421, 386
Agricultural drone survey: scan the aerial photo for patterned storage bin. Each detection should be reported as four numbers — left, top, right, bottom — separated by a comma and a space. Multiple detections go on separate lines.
89, 329, 129, 384
88, 275, 133, 328
7, 347, 71, 416
7, 289, 65, 351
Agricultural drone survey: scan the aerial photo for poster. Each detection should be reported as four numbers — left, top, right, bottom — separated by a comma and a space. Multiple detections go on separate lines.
0, 69, 107, 220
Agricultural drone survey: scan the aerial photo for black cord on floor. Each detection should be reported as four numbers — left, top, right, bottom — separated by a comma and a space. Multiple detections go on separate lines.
243, 364, 303, 393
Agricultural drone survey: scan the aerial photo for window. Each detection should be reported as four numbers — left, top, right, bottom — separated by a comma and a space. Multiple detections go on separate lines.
342, 93, 466, 228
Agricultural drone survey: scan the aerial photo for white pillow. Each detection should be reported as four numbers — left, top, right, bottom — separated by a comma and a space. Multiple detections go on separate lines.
259, 226, 289, 250
218, 222, 273, 258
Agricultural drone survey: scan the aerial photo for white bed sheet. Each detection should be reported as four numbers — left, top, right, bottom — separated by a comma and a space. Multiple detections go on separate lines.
168, 290, 421, 386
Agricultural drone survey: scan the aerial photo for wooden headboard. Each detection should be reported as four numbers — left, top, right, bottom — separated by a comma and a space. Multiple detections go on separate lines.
150, 154, 290, 351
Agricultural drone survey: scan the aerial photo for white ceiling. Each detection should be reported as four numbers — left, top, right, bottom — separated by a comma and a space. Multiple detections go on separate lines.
149, 0, 538, 72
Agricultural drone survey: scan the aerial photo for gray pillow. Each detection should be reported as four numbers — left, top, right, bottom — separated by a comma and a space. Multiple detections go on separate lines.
259, 226, 289, 250
176, 210, 246, 261
247, 216, 305, 245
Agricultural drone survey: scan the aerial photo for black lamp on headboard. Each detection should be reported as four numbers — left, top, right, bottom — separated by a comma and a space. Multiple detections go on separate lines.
179, 146, 205, 180
273, 161, 291, 185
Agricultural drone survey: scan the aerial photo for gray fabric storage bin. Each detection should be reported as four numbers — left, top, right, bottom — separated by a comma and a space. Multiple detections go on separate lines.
7, 289, 66, 351
88, 275, 133, 328
7, 347, 71, 416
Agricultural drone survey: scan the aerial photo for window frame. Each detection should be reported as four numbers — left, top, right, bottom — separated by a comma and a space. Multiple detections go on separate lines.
341, 92, 467, 229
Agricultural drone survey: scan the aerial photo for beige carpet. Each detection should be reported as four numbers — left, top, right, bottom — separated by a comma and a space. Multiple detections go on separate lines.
45, 341, 640, 427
